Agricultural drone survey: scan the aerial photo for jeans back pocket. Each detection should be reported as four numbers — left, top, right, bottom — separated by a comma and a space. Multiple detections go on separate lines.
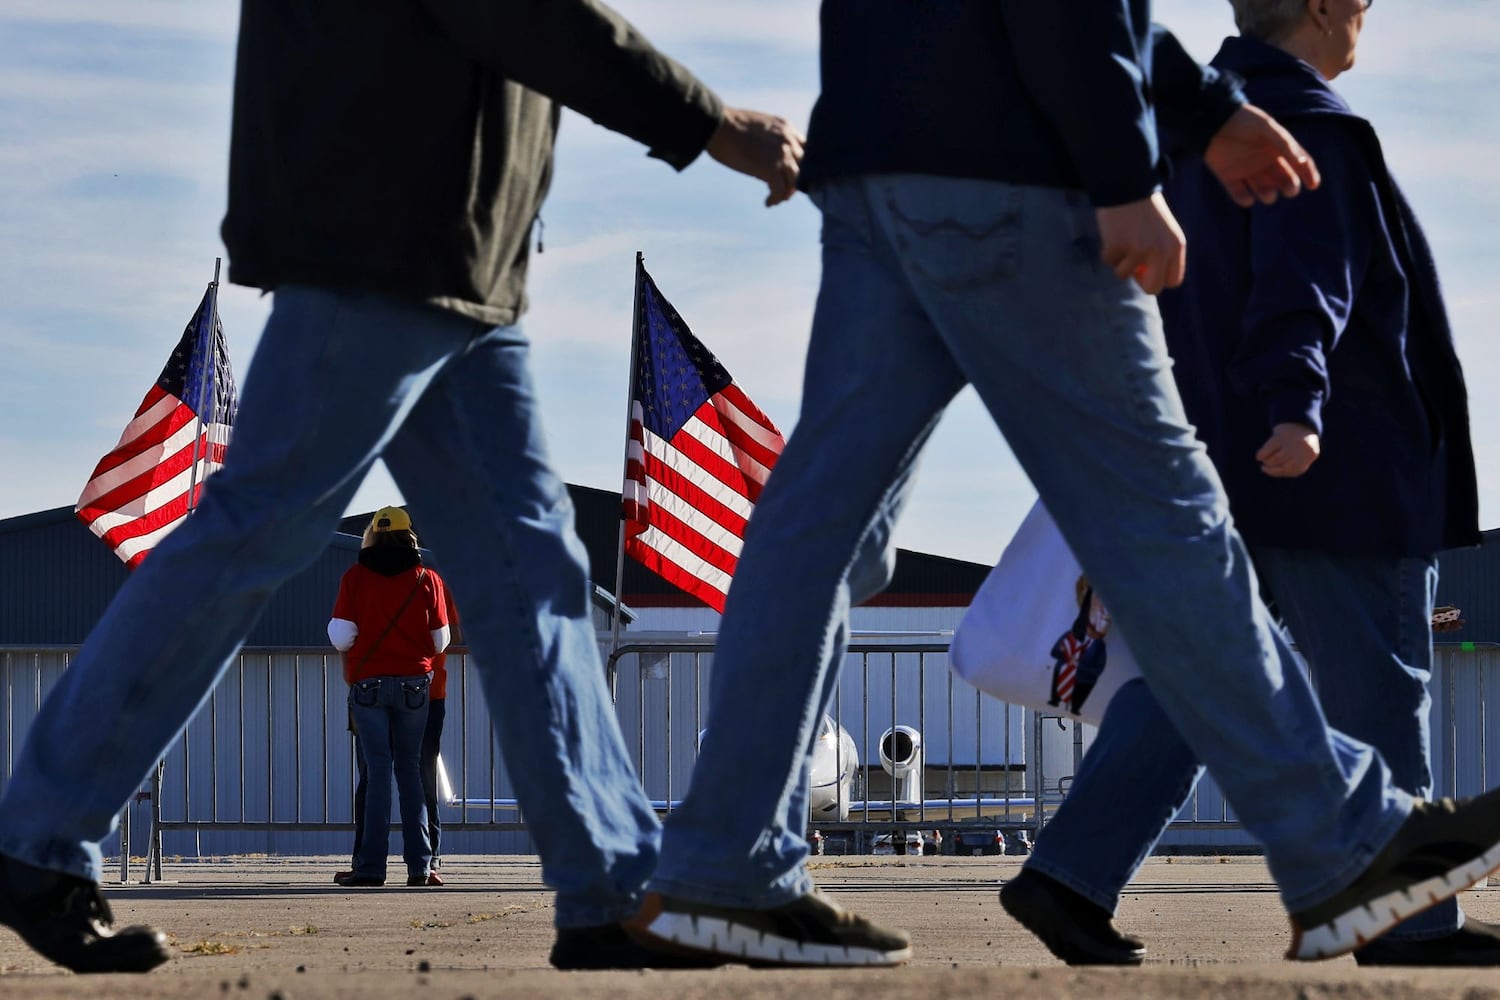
350, 679, 380, 708
401, 676, 431, 710
881, 178, 1023, 293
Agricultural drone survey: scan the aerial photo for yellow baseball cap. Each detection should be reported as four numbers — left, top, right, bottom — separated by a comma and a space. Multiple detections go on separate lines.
369, 506, 412, 533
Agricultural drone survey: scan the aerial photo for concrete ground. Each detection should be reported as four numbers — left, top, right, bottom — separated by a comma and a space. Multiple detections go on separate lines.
1, 854, 1498, 998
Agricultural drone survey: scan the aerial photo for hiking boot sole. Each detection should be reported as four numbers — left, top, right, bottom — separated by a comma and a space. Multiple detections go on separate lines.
1290, 841, 1500, 960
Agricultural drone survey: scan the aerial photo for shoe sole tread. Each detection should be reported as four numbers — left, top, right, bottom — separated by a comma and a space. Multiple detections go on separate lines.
1291, 840, 1500, 960
636, 910, 911, 967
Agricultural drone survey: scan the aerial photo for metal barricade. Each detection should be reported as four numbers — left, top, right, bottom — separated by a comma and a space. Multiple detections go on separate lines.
2, 641, 1496, 873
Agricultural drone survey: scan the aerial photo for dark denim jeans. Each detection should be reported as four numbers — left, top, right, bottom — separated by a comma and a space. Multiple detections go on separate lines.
1027, 549, 1457, 940
353, 697, 445, 868
349, 674, 431, 880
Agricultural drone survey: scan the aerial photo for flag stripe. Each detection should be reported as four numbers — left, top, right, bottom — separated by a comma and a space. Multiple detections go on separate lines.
638, 456, 748, 549
625, 533, 732, 608
697, 402, 778, 493
77, 417, 203, 512
631, 475, 744, 572
642, 431, 754, 529
83, 453, 223, 543
667, 412, 765, 503
78, 423, 227, 525
76, 400, 201, 502
712, 385, 783, 472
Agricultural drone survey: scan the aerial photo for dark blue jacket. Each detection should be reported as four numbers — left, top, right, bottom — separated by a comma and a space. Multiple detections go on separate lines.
1158, 36, 1478, 556
800, 2, 1243, 206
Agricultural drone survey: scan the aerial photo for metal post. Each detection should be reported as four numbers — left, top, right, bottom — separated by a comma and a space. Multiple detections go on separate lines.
147, 760, 165, 883
119, 804, 130, 884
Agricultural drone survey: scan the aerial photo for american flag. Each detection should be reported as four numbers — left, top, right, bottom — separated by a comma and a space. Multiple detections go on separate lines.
622, 263, 784, 611
75, 282, 238, 569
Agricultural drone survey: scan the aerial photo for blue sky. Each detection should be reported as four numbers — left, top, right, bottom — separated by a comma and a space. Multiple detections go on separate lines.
2, 1, 1497, 568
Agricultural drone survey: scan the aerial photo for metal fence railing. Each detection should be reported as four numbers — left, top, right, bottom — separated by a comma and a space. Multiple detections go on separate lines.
3, 640, 1495, 878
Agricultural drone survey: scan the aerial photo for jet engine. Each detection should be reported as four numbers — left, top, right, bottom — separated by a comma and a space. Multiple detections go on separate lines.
879, 725, 923, 805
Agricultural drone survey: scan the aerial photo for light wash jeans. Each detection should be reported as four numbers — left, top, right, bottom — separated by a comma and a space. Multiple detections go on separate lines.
0, 287, 658, 927
1027, 548, 1458, 941
348, 674, 431, 881
649, 176, 1410, 913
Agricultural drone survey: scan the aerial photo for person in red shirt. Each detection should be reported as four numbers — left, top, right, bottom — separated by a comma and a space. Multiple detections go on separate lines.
336, 515, 459, 887
328, 507, 449, 887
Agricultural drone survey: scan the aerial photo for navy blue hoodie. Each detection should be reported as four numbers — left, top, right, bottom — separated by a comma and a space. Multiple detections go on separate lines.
1158, 36, 1478, 556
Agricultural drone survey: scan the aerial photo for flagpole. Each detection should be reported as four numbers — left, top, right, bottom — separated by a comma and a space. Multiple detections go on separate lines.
185, 257, 223, 517
609, 252, 647, 677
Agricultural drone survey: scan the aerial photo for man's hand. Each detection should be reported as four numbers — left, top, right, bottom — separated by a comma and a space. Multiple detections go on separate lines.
1204, 105, 1322, 208
706, 107, 805, 207
1256, 422, 1320, 477
1095, 192, 1186, 295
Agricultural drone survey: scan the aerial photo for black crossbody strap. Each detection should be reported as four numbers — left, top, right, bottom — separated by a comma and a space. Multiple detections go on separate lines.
349, 568, 427, 676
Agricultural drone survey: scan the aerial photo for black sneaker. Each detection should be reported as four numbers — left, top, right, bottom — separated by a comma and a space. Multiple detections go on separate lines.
548, 922, 725, 970
1289, 793, 1500, 960
999, 867, 1145, 965
0, 853, 170, 973
625, 888, 912, 967
1354, 917, 1500, 966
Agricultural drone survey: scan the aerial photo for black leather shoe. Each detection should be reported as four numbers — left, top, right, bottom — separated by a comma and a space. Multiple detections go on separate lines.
1000, 867, 1145, 965
1355, 918, 1500, 966
0, 854, 170, 973
332, 872, 385, 887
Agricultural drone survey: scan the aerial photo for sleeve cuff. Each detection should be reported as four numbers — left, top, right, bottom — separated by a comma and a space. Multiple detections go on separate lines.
644, 87, 724, 172
1267, 391, 1324, 437
328, 618, 358, 652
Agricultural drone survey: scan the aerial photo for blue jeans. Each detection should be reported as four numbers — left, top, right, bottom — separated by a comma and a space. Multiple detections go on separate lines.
0, 287, 658, 927
420, 697, 446, 865
352, 697, 445, 866
649, 176, 1409, 912
1028, 548, 1457, 940
349, 675, 431, 880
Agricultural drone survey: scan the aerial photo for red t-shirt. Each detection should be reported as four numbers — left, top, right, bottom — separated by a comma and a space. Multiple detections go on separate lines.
332, 565, 447, 683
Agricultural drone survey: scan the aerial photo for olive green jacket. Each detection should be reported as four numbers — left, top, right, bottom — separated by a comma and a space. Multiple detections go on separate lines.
222, 0, 723, 325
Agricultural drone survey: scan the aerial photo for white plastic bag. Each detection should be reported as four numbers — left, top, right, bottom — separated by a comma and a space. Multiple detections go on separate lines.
950, 500, 1141, 726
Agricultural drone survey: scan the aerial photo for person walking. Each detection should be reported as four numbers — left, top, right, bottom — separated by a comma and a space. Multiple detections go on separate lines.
0, 0, 802, 974
626, 1, 1500, 969
327, 506, 449, 888
1000, 0, 1500, 968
